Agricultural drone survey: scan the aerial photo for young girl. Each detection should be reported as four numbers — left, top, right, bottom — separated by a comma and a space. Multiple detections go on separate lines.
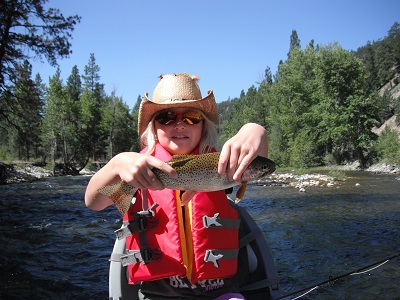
85, 73, 268, 299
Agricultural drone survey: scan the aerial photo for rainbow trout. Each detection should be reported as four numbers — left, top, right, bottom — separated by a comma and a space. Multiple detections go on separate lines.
98, 152, 276, 215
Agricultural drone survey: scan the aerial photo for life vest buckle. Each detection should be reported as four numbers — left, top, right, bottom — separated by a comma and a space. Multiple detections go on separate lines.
204, 249, 239, 268
140, 248, 162, 264
127, 202, 160, 233
133, 203, 159, 218
204, 250, 223, 268
121, 248, 162, 266
203, 212, 241, 229
203, 213, 222, 228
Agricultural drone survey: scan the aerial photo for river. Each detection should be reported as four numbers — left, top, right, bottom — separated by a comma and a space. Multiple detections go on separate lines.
0, 172, 399, 299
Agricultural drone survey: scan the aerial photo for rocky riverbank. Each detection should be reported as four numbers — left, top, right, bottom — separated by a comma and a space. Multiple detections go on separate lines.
365, 162, 400, 174
0, 163, 53, 184
254, 162, 399, 192
0, 162, 95, 184
263, 172, 338, 191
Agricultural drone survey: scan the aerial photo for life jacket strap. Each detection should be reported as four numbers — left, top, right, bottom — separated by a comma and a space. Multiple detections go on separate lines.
238, 231, 258, 248
204, 249, 239, 268
203, 212, 240, 229
111, 248, 163, 266
114, 203, 159, 240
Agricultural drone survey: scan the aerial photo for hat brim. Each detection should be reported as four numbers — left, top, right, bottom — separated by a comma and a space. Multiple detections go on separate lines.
138, 89, 219, 136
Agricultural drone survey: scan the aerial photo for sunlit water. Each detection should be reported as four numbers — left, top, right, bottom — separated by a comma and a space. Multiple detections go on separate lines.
248, 172, 400, 299
0, 172, 399, 299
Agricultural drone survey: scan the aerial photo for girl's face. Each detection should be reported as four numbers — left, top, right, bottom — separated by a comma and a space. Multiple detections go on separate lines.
154, 108, 203, 155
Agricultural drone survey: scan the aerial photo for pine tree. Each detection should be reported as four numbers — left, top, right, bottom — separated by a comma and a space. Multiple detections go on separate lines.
42, 68, 66, 169
288, 29, 301, 57
0, 0, 80, 128
81, 53, 105, 161
11, 60, 44, 160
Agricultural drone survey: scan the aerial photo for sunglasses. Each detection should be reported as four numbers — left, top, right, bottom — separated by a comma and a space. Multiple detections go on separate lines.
155, 110, 203, 125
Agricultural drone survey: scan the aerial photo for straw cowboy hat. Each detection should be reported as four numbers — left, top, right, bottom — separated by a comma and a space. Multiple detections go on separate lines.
138, 73, 219, 136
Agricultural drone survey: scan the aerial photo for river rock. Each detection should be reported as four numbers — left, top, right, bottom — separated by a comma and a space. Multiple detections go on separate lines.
79, 168, 96, 175
256, 172, 338, 190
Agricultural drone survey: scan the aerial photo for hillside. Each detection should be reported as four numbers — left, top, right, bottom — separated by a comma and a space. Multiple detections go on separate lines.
372, 115, 400, 135
372, 75, 400, 135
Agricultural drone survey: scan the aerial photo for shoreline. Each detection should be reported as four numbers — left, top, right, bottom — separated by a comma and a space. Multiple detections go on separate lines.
0, 161, 398, 186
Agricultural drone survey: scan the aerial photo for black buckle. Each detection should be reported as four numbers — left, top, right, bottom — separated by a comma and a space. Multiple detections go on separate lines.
129, 203, 159, 232
127, 215, 159, 233
141, 248, 162, 264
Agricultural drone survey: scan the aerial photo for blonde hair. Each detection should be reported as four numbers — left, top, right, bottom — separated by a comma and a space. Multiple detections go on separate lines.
140, 110, 219, 155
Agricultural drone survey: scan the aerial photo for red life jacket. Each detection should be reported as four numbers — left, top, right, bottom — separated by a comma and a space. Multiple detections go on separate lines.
121, 144, 240, 284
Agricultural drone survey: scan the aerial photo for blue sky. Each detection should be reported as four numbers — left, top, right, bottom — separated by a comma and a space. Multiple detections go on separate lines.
31, 0, 400, 108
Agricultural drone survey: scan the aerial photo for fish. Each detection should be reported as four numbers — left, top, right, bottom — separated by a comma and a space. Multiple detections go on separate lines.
98, 152, 276, 215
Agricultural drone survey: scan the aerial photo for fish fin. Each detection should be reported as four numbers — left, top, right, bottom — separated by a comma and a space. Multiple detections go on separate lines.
167, 154, 198, 168
170, 154, 195, 160
98, 181, 137, 215
168, 152, 220, 168
235, 181, 248, 203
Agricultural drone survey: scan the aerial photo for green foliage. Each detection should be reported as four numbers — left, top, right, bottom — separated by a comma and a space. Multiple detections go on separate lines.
375, 128, 400, 164
11, 60, 44, 160
289, 130, 320, 167
323, 153, 336, 165
84, 160, 96, 171
41, 68, 68, 168
0, 0, 81, 129
288, 30, 301, 57
291, 167, 308, 176
7, 53, 137, 171
44, 162, 55, 172
219, 97, 246, 145
327, 169, 346, 180
355, 22, 400, 87
1, 16, 399, 172
218, 24, 400, 168
0, 146, 13, 162
83, 54, 102, 92
102, 92, 136, 159
266, 122, 290, 166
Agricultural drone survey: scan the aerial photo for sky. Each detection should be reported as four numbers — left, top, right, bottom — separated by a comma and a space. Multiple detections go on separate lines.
31, 0, 400, 109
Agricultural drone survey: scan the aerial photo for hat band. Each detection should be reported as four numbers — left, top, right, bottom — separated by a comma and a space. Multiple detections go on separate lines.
164, 98, 191, 102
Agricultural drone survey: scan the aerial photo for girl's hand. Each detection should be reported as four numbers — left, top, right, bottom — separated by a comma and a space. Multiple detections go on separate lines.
218, 123, 268, 182
115, 152, 177, 190
84, 152, 177, 211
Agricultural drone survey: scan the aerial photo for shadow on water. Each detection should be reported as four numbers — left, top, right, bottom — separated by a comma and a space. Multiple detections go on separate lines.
0, 172, 399, 299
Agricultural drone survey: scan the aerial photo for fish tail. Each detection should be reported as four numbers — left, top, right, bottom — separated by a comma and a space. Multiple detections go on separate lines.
98, 181, 137, 215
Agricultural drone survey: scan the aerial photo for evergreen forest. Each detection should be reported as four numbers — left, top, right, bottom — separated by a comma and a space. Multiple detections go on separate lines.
219, 25, 400, 168
1, 0, 399, 173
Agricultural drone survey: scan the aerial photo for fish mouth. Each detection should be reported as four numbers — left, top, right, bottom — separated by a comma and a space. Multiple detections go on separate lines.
262, 166, 276, 177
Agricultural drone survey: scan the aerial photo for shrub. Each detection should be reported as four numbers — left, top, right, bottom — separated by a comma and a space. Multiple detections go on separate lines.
375, 128, 400, 164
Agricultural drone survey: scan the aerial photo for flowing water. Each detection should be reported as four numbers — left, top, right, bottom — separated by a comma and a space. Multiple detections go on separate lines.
0, 172, 399, 299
